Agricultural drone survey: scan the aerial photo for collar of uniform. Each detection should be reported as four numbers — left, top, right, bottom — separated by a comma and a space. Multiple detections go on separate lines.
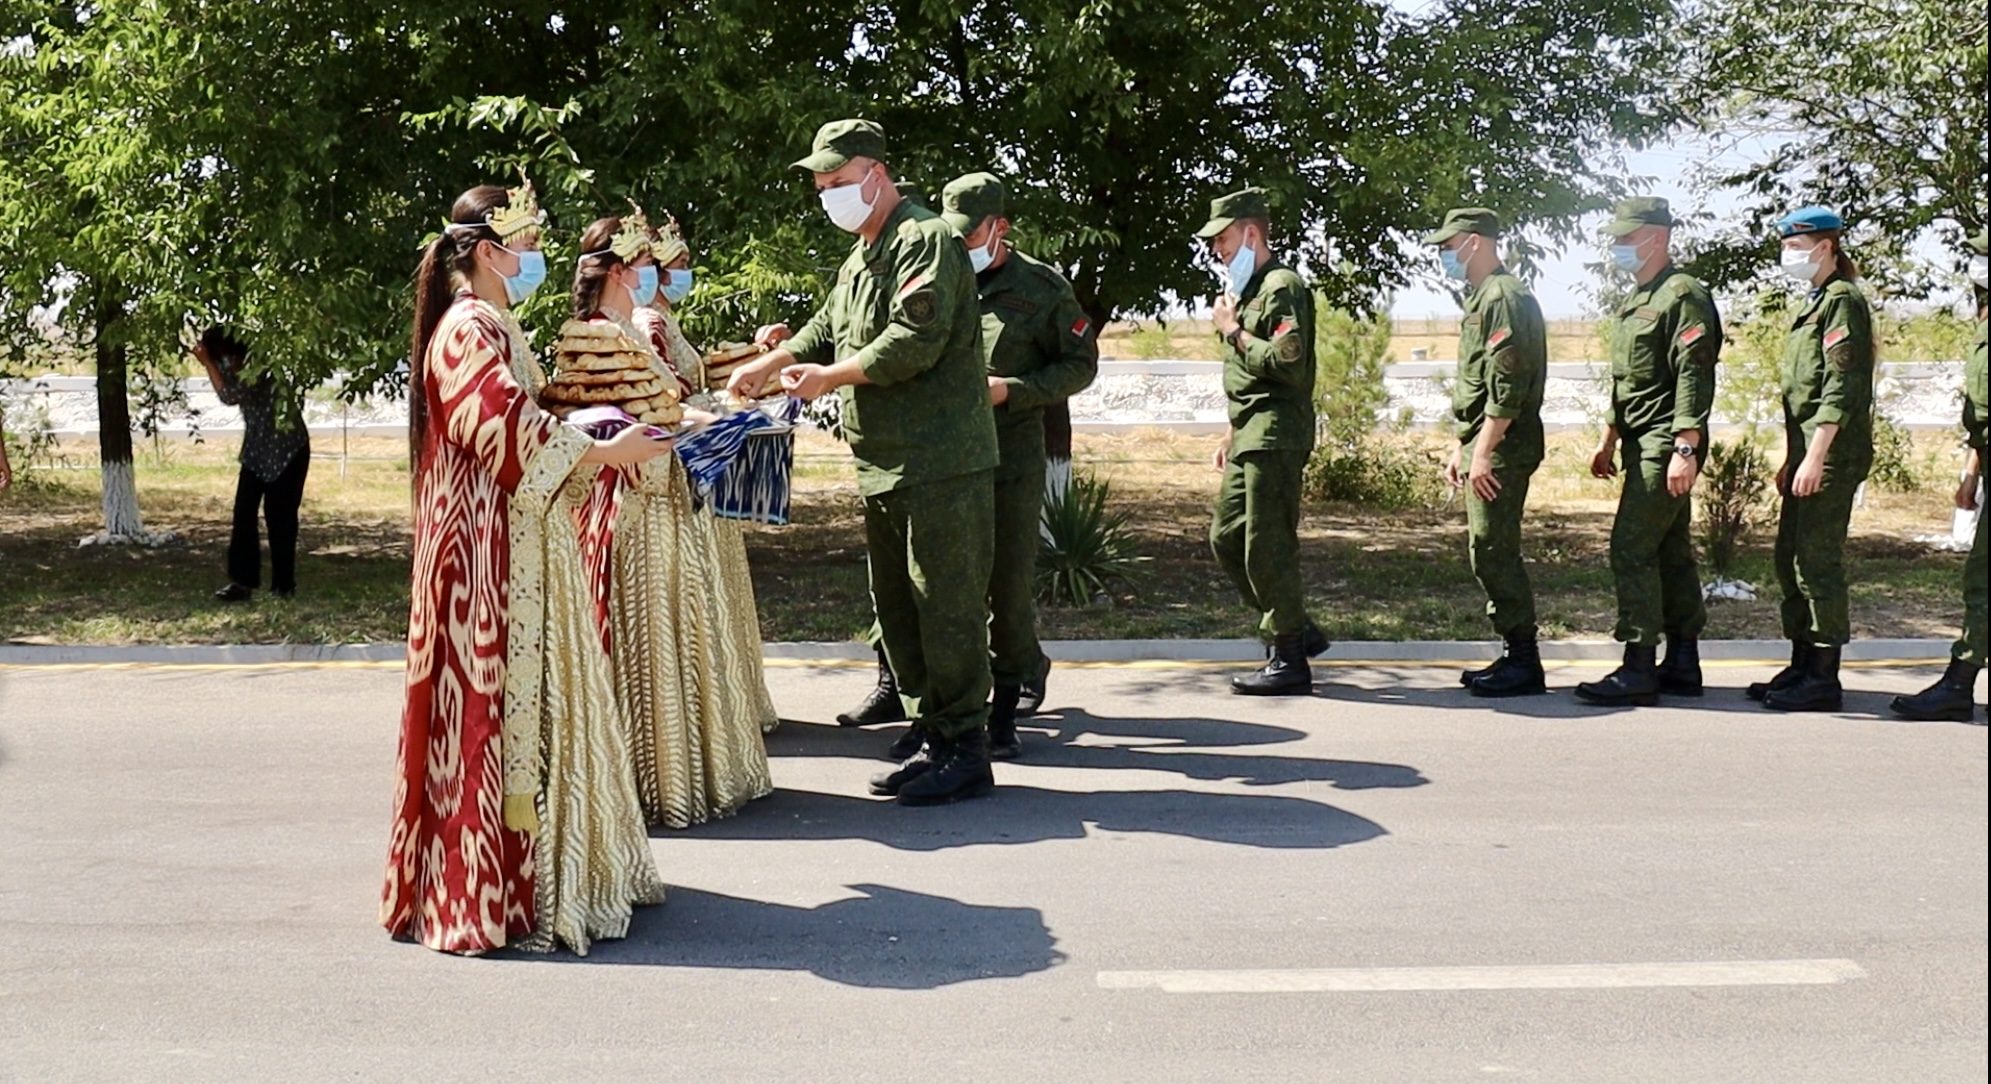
1237, 258, 1284, 302
977, 251, 1023, 296
1466, 266, 1510, 308
862, 197, 922, 256
1622, 263, 1679, 311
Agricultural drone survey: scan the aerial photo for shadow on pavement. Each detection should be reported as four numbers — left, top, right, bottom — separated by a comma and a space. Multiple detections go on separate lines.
685, 783, 1388, 852
1023, 709, 1428, 789
511, 883, 1065, 988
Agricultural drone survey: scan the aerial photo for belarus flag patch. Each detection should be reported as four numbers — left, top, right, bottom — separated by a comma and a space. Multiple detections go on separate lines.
1487, 327, 1512, 349
1071, 316, 1090, 338
1679, 325, 1706, 346
1274, 319, 1296, 338
1822, 327, 1849, 349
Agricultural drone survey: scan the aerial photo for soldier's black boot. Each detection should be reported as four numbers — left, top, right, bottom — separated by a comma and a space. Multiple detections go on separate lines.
1460, 655, 1500, 687
1231, 634, 1313, 696
885, 724, 925, 761
1763, 644, 1844, 713
1470, 631, 1548, 698
1302, 621, 1331, 659
897, 727, 995, 807
869, 731, 937, 797
1574, 643, 1660, 706
1747, 641, 1809, 702
1657, 635, 1704, 697
1017, 654, 1051, 717
988, 685, 1024, 761
1889, 659, 1982, 723
838, 648, 908, 727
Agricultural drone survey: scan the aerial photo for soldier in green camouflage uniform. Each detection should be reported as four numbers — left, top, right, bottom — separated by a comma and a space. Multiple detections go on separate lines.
1199, 188, 1327, 696
1425, 208, 1548, 698
727, 120, 999, 804
940, 172, 1099, 757
1750, 206, 1874, 713
1892, 227, 1989, 723
1576, 198, 1723, 706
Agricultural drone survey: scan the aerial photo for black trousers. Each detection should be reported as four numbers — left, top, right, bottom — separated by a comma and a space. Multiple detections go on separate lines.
228, 450, 310, 593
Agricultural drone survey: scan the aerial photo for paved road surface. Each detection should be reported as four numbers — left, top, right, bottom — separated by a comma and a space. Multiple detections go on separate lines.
0, 660, 1984, 1082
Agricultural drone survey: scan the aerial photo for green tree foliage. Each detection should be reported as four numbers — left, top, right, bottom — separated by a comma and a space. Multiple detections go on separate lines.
1678, 0, 1989, 293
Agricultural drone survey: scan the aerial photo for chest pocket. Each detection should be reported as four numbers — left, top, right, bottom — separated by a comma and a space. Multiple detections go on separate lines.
1616, 307, 1663, 382
841, 255, 892, 348
1782, 316, 1824, 411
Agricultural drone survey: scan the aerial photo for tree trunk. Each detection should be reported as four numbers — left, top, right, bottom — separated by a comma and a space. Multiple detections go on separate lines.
92, 293, 146, 540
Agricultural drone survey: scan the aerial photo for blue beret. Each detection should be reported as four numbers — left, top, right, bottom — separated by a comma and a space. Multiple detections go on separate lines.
1777, 206, 1844, 238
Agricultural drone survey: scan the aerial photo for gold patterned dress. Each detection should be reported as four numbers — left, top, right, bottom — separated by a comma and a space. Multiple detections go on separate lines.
636, 304, 781, 732
383, 294, 663, 957
577, 311, 773, 830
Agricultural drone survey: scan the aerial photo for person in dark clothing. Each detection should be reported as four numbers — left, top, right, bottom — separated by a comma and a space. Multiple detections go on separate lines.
194, 328, 311, 601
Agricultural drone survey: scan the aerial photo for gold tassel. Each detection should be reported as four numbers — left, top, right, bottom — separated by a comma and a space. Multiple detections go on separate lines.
503, 793, 540, 834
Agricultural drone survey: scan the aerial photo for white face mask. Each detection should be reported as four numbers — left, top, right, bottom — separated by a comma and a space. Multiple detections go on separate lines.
1969, 255, 1989, 290
968, 229, 1001, 274
1780, 244, 1821, 283
819, 168, 878, 233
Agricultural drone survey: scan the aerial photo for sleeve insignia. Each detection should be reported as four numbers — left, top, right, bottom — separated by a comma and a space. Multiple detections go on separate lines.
1275, 333, 1304, 362
902, 290, 937, 327
1487, 327, 1512, 350
1822, 327, 1849, 349
1679, 325, 1706, 347
1071, 317, 1091, 338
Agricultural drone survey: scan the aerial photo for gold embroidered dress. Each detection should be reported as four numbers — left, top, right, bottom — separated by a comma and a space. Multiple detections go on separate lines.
383, 294, 663, 956
637, 303, 781, 732
577, 311, 772, 830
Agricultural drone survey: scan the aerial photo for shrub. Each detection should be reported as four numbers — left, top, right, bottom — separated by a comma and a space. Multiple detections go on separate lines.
1037, 471, 1144, 607
1698, 438, 1772, 582
1303, 437, 1445, 510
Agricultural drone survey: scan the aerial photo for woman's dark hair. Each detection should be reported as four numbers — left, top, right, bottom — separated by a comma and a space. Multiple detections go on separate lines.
199, 327, 248, 368
1814, 229, 1861, 282
409, 186, 508, 473
571, 216, 631, 319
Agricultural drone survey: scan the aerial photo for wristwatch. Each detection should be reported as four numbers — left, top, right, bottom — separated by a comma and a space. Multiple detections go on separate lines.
1673, 442, 1699, 460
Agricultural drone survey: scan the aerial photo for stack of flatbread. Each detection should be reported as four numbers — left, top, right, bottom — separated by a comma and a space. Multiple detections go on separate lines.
542, 319, 684, 427
703, 341, 774, 398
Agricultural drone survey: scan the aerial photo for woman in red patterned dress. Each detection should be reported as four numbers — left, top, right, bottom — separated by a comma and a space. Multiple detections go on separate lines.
382, 181, 673, 956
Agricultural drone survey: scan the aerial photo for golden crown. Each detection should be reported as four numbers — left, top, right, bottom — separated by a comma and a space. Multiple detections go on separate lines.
652, 212, 689, 267
486, 171, 545, 242
582, 201, 654, 264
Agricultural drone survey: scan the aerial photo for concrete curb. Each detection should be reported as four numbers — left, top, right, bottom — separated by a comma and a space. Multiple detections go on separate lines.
0, 638, 1956, 667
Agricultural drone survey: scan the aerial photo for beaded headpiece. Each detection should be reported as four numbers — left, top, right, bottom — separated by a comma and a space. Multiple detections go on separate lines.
583, 201, 654, 264
444, 170, 545, 243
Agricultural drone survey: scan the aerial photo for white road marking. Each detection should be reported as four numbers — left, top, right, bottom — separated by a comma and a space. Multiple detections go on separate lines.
1096, 959, 1866, 994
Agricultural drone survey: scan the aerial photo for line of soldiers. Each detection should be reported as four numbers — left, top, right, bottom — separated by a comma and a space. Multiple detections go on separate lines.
1425, 199, 1987, 722
728, 117, 1986, 815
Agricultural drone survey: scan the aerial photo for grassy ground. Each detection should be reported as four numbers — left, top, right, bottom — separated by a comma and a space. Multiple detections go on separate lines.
1097, 317, 1602, 364
0, 430, 1972, 646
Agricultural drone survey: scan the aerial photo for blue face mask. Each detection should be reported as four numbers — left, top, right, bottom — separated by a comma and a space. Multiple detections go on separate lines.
1439, 248, 1469, 281
630, 265, 660, 307
1610, 243, 1644, 274
663, 268, 694, 304
501, 247, 548, 305
1224, 239, 1258, 294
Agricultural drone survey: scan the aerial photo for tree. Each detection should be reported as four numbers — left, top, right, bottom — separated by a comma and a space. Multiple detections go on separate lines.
1676, 0, 1989, 293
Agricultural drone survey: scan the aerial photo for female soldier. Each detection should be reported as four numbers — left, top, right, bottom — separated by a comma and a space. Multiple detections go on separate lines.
1750, 207, 1874, 713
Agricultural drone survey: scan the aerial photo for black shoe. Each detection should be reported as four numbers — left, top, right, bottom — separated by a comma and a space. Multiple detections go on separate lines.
838, 648, 908, 727
1017, 654, 1051, 717
988, 685, 1023, 761
1574, 643, 1660, 706
869, 736, 937, 797
1231, 634, 1312, 697
213, 582, 254, 603
1302, 622, 1331, 659
1460, 658, 1500, 687
1470, 632, 1548, 698
271, 586, 296, 600
1747, 642, 1809, 702
897, 729, 995, 807
885, 725, 925, 762
1763, 645, 1844, 713
1657, 635, 1704, 697
1889, 659, 1983, 723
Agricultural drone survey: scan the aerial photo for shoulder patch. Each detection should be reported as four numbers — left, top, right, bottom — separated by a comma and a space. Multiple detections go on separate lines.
1070, 316, 1091, 339
1823, 327, 1849, 349
897, 273, 931, 299
1275, 333, 1304, 362
903, 291, 937, 327
1679, 325, 1706, 347
1487, 327, 1512, 350
1274, 318, 1297, 339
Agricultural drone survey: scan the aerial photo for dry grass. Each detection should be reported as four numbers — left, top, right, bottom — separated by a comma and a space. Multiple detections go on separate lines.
0, 429, 1972, 645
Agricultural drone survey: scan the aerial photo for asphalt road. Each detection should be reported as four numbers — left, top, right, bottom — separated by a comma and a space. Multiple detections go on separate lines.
0, 660, 1984, 1082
